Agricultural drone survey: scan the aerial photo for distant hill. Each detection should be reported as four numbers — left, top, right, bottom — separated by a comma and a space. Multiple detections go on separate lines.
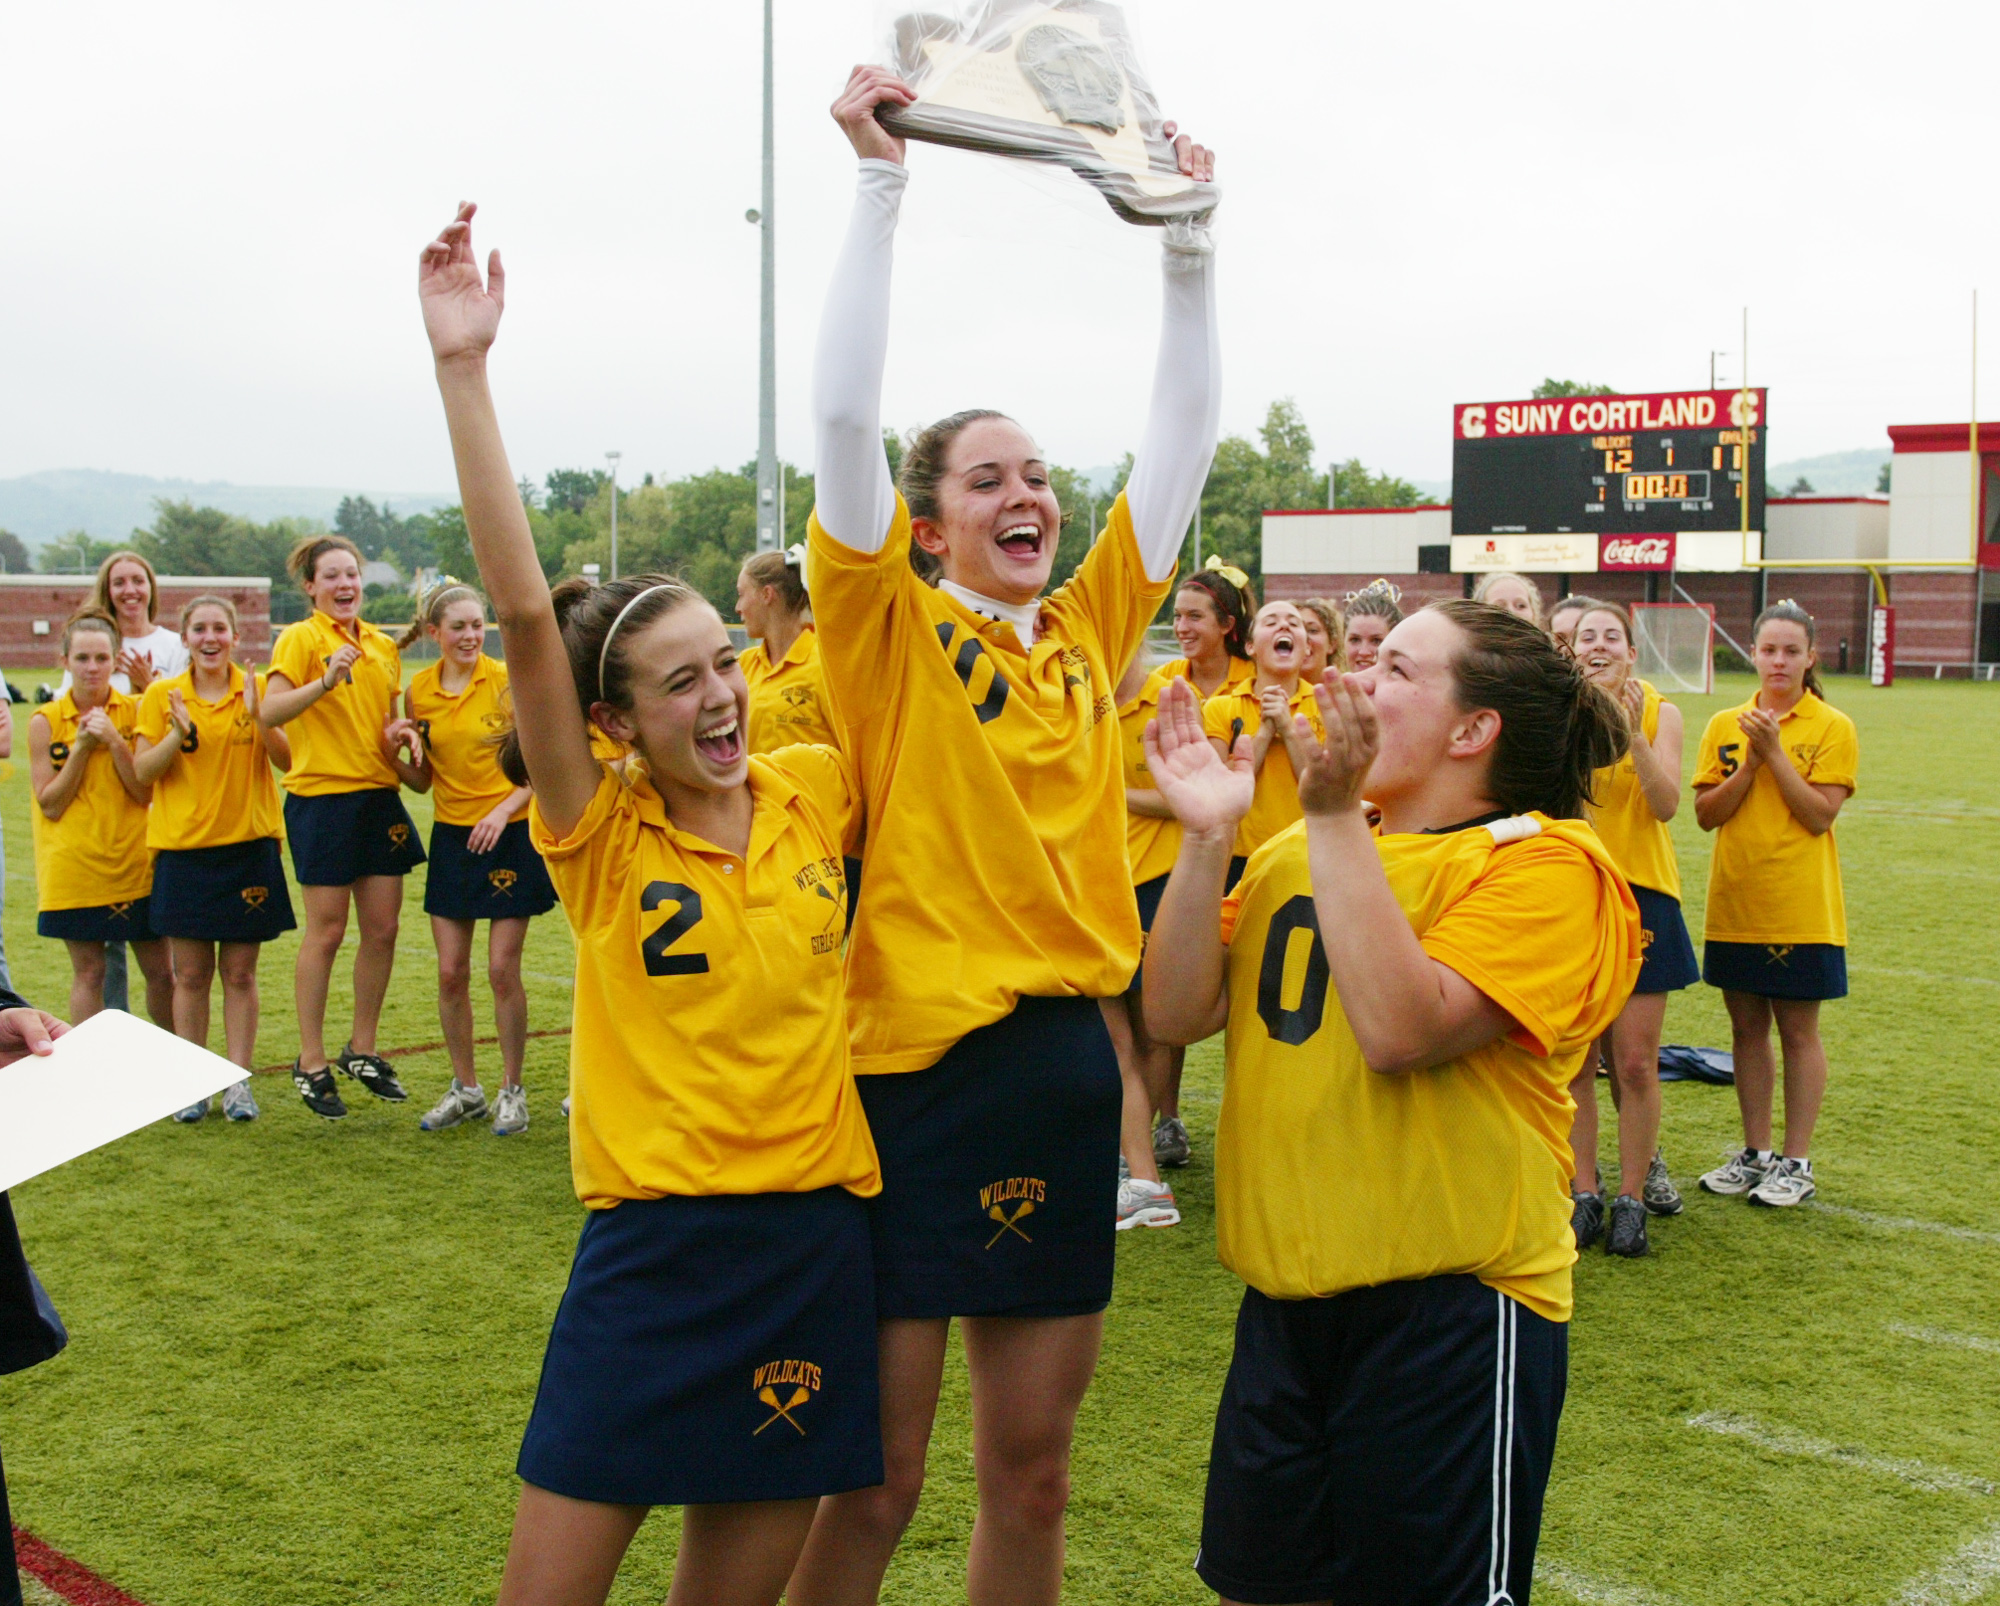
1766, 447, 1890, 496
0, 470, 456, 549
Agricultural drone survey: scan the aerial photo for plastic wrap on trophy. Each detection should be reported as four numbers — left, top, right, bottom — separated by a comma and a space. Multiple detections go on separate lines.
877, 0, 1218, 226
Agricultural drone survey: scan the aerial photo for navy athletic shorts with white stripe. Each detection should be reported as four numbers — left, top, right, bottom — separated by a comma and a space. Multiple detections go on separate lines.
1196, 1273, 1566, 1606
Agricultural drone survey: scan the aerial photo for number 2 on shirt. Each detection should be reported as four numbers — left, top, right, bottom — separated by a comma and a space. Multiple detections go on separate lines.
640, 881, 709, 976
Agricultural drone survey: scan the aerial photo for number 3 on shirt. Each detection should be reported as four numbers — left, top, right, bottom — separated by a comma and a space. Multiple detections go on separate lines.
640, 881, 709, 976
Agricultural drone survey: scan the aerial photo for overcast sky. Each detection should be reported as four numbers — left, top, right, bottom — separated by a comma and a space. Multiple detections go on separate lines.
4, 0, 1994, 497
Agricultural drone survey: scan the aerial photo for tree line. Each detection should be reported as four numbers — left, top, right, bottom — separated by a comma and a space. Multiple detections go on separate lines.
1, 397, 1425, 621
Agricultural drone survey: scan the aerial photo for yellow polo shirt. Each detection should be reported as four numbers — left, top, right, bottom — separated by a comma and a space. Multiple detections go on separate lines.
1586, 679, 1681, 900
32, 691, 153, 911
1119, 657, 1255, 887
808, 491, 1173, 1075
1693, 691, 1857, 946
1214, 814, 1641, 1322
533, 747, 880, 1208
136, 667, 284, 851
1202, 682, 1328, 860
742, 625, 838, 753
407, 655, 520, 827
267, 611, 402, 795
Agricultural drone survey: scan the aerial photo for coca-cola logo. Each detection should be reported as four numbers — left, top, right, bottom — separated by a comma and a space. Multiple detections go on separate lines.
1600, 536, 1673, 569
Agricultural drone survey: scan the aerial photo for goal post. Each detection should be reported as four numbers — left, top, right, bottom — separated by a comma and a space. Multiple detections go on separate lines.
1632, 602, 1715, 695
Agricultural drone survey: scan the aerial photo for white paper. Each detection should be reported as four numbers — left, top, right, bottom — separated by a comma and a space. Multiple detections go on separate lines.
0, 1009, 249, 1193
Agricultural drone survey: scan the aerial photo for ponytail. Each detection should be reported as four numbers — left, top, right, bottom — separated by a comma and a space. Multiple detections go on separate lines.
1432, 599, 1629, 819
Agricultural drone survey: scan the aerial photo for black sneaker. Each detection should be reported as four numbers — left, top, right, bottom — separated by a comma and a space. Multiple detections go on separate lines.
1606, 1195, 1650, 1257
1570, 1191, 1605, 1251
293, 1060, 348, 1120
337, 1043, 408, 1102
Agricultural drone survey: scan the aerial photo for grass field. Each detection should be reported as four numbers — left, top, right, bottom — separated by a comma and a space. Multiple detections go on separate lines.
2, 670, 1998, 1604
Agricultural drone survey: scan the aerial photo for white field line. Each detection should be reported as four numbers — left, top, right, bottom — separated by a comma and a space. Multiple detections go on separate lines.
20, 1579, 64, 1606
1808, 1202, 2000, 1247
1891, 1524, 2000, 1605
1851, 964, 2000, 989
1686, 1412, 1994, 1497
1534, 1559, 1683, 1606
1888, 1322, 2000, 1357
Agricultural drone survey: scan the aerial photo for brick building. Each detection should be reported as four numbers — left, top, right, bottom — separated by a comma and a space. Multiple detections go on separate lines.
0, 576, 273, 671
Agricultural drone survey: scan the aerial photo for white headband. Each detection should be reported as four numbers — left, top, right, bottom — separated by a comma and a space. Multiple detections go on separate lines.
597, 583, 677, 699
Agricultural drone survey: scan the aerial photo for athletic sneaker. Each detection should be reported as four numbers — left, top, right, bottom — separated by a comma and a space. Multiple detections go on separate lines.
336, 1043, 408, 1103
1116, 1177, 1181, 1230
1642, 1152, 1684, 1216
1153, 1116, 1192, 1170
1748, 1156, 1816, 1208
561, 1096, 571, 1118
491, 1085, 529, 1137
293, 1061, 348, 1120
419, 1081, 488, 1132
1698, 1148, 1772, 1196
1570, 1190, 1605, 1251
221, 1080, 259, 1122
172, 1098, 208, 1123
1605, 1195, 1649, 1257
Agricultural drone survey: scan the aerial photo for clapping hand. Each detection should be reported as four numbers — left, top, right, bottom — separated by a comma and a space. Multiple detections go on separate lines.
117, 648, 156, 692
1620, 678, 1647, 733
1142, 677, 1254, 837
419, 202, 505, 366
78, 707, 121, 750
383, 716, 424, 768
1297, 676, 1380, 817
832, 65, 912, 165
321, 644, 361, 690
1740, 706, 1782, 765
167, 687, 194, 744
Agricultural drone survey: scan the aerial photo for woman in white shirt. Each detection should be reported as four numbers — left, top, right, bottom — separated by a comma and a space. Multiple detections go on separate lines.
57, 552, 191, 696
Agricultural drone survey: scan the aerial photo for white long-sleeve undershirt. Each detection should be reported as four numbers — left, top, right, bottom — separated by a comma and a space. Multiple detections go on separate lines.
811, 158, 1220, 617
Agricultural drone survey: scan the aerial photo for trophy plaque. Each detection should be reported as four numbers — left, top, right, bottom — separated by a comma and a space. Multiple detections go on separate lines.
879, 0, 1218, 226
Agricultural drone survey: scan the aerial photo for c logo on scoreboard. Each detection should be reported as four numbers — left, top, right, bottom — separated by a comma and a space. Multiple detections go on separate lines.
1459, 404, 1487, 439
1728, 391, 1761, 428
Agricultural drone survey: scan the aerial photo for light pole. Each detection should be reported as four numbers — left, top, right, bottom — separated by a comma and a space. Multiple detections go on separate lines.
754, 0, 779, 551
606, 451, 622, 580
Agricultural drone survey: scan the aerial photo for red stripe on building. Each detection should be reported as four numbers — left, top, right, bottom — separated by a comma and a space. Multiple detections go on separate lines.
12, 1528, 152, 1606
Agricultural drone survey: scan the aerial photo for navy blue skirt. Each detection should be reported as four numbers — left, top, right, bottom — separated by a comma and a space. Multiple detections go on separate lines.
284, 789, 425, 886
149, 838, 297, 943
38, 897, 154, 942
1632, 886, 1699, 995
856, 995, 1121, 1321
423, 818, 556, 921
517, 1188, 881, 1507
1704, 940, 1848, 1001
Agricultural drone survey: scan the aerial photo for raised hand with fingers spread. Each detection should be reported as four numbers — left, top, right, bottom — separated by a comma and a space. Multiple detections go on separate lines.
1298, 675, 1381, 817
1144, 677, 1255, 837
419, 201, 505, 367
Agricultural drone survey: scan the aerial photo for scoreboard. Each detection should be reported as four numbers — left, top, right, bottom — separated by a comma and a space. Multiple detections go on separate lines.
1450, 389, 1766, 561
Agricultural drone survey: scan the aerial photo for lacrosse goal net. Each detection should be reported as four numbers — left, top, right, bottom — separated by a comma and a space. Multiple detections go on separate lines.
1632, 602, 1714, 695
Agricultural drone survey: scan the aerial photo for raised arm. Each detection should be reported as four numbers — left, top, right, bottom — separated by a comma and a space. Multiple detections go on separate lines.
420, 203, 598, 836
811, 67, 915, 553
1123, 132, 1221, 583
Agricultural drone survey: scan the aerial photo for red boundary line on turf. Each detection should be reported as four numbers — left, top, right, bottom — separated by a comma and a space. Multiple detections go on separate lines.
250, 1025, 573, 1077
12, 1526, 151, 1606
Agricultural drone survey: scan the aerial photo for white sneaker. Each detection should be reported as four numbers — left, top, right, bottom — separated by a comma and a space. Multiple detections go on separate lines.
492, 1085, 529, 1137
1748, 1156, 1816, 1208
561, 1096, 571, 1118
1698, 1149, 1772, 1196
419, 1081, 489, 1131
221, 1080, 259, 1122
1116, 1178, 1181, 1230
